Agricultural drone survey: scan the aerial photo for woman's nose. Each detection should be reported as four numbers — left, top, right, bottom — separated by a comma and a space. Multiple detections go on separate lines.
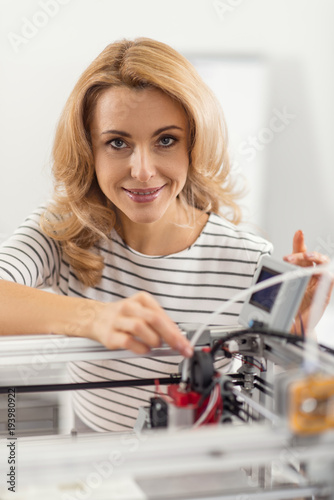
130, 148, 156, 182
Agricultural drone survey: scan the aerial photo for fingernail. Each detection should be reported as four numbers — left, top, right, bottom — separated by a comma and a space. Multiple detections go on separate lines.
305, 252, 315, 259
284, 255, 293, 261
183, 346, 194, 358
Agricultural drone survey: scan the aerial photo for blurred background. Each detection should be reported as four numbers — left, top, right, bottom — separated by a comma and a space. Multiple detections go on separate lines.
0, 0, 333, 342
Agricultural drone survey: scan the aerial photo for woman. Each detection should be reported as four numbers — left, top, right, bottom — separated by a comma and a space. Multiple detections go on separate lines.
0, 38, 328, 431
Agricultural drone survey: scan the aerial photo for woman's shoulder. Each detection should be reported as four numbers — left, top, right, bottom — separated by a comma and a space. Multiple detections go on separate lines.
5, 205, 62, 249
205, 213, 273, 253
12, 206, 51, 232
20, 205, 47, 225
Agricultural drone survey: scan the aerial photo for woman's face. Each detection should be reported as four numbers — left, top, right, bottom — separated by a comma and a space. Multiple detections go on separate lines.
90, 86, 190, 228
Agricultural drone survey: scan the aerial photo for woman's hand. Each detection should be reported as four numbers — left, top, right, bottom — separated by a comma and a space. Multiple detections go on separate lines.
283, 230, 333, 332
0, 282, 192, 358
88, 291, 194, 357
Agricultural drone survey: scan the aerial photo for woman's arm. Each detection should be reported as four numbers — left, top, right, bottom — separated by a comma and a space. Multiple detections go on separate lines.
0, 280, 193, 357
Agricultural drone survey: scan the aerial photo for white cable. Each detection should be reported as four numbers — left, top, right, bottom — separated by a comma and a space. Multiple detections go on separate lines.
231, 387, 281, 424
192, 383, 219, 429
181, 261, 333, 383
302, 267, 334, 374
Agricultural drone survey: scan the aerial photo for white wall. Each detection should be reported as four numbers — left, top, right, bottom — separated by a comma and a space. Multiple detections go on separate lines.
1, 0, 333, 254
1, 0, 333, 325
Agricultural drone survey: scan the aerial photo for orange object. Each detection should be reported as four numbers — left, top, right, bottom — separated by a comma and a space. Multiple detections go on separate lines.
289, 374, 334, 435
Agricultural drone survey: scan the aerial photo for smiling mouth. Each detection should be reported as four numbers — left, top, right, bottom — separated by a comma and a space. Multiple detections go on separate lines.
125, 188, 161, 195
123, 186, 163, 195
123, 186, 165, 203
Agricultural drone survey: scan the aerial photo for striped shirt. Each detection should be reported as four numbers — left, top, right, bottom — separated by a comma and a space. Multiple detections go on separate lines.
0, 207, 272, 431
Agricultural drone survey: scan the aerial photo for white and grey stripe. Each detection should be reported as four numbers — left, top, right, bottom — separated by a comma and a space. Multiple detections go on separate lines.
0, 207, 272, 431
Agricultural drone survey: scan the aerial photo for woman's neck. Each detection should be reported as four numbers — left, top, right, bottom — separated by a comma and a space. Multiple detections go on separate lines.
115, 205, 209, 256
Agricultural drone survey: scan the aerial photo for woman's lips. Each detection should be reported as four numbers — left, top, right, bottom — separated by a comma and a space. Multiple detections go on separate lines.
123, 186, 165, 203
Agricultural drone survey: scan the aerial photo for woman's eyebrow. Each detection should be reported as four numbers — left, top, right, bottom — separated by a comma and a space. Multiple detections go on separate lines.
101, 129, 131, 137
152, 125, 184, 137
101, 125, 183, 137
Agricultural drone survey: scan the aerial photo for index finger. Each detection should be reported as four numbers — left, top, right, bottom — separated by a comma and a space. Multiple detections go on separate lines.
136, 291, 194, 357
292, 230, 307, 254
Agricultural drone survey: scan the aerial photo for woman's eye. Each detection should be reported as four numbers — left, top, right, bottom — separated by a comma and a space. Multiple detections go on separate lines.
159, 136, 176, 147
109, 139, 127, 149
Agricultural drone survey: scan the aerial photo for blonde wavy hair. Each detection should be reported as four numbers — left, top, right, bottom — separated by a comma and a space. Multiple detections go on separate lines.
42, 37, 241, 287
